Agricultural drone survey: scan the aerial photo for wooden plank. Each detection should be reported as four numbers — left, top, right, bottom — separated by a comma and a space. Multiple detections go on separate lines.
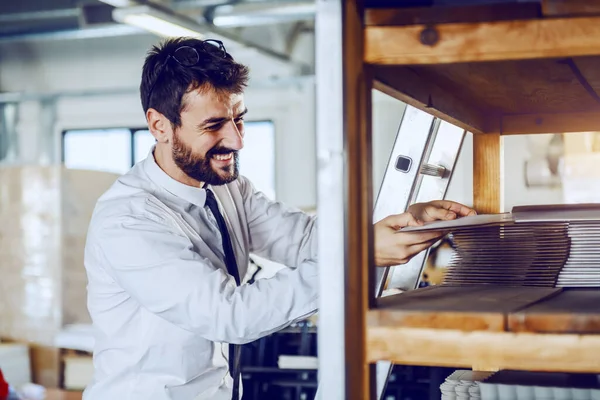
542, 0, 600, 17
509, 289, 600, 334
31, 345, 59, 388
373, 66, 489, 135
370, 286, 561, 332
343, 0, 374, 397
473, 133, 502, 214
413, 57, 600, 116
366, 3, 541, 27
365, 16, 600, 65
47, 389, 82, 400
367, 327, 600, 373
501, 111, 600, 135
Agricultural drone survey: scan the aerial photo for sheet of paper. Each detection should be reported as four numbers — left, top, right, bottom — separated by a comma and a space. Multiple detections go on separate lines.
513, 204, 600, 222
398, 213, 514, 233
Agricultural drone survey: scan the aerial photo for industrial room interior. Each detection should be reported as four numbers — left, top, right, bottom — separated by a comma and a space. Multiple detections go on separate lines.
1, 0, 600, 399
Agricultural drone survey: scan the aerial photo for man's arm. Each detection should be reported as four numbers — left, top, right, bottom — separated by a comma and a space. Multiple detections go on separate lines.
239, 176, 317, 268
240, 175, 475, 269
91, 214, 318, 344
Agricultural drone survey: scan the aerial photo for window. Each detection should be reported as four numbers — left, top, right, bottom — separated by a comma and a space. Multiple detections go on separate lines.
62, 121, 277, 198
62, 129, 133, 175
133, 130, 155, 164
240, 121, 276, 200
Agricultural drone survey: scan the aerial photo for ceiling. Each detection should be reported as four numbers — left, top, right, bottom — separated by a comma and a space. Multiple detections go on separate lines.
0, 0, 315, 71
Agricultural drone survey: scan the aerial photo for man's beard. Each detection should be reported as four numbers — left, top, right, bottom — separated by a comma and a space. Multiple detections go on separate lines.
172, 131, 239, 186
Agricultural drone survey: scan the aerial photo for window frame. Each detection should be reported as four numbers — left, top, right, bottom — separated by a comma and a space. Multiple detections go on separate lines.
61, 127, 147, 168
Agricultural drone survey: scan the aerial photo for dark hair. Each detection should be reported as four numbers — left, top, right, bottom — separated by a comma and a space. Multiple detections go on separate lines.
140, 37, 250, 127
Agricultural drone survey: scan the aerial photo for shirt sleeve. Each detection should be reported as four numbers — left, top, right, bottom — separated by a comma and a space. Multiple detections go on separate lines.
92, 213, 318, 344
238, 176, 317, 268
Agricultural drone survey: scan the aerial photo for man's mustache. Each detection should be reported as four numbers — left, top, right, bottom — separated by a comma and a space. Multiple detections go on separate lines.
207, 146, 238, 157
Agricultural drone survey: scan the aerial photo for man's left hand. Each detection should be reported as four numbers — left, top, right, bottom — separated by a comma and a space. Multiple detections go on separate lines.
408, 200, 476, 223
374, 200, 476, 267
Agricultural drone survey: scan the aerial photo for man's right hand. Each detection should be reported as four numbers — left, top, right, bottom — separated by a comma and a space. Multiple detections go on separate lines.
374, 213, 443, 267
374, 200, 474, 267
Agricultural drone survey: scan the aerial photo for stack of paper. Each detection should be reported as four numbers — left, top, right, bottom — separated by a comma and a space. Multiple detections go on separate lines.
64, 354, 94, 390
556, 221, 600, 287
476, 370, 600, 400
400, 204, 600, 288
277, 355, 318, 370
0, 343, 31, 389
440, 370, 494, 400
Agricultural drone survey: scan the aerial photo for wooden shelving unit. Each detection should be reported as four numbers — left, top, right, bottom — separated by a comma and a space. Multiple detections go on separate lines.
315, 1, 600, 399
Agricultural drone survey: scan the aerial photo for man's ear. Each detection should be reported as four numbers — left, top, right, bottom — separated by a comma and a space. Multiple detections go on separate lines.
147, 108, 172, 144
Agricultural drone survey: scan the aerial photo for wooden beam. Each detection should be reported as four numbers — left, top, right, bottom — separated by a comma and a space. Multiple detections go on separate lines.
46, 389, 82, 400
473, 133, 502, 214
508, 290, 600, 334
371, 286, 561, 332
365, 16, 600, 65
365, 3, 541, 27
542, 0, 600, 17
344, 0, 374, 398
373, 67, 489, 135
367, 327, 600, 373
500, 111, 600, 135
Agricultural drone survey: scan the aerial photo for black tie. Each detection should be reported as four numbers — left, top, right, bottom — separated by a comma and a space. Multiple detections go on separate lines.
205, 188, 242, 400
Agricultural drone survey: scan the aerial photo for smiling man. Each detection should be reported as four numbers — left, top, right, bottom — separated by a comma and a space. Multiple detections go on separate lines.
83, 37, 475, 400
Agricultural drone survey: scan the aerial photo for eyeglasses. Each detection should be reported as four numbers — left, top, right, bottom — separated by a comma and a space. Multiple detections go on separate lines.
145, 39, 228, 109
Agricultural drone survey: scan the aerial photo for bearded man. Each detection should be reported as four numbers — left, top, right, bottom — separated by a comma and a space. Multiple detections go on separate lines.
83, 37, 475, 400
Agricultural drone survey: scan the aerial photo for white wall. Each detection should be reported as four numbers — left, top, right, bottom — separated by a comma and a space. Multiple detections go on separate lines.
503, 135, 563, 210
0, 33, 317, 209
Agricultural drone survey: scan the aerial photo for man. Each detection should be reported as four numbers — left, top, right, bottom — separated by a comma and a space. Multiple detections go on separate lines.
83, 37, 475, 400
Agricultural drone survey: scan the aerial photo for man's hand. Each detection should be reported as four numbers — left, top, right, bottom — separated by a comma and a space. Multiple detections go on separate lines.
374, 200, 476, 267
408, 200, 476, 223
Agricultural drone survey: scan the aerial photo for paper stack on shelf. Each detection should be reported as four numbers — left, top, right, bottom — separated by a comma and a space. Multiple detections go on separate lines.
63, 355, 94, 390
442, 370, 600, 400
478, 370, 600, 400
401, 204, 600, 288
54, 324, 95, 353
0, 343, 31, 389
439, 370, 494, 400
277, 355, 318, 370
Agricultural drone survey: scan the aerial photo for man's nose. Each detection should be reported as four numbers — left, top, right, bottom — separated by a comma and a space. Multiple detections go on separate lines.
220, 120, 244, 151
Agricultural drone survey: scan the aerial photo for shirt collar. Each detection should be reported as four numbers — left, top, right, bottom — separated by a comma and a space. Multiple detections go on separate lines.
143, 146, 207, 208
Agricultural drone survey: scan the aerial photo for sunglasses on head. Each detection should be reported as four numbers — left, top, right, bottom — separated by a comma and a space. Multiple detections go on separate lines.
145, 39, 228, 109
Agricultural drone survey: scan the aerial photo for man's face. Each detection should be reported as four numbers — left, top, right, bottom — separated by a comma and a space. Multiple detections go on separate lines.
171, 88, 246, 186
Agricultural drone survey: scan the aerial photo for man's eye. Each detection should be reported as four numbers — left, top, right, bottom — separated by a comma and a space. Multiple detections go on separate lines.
207, 124, 222, 131
235, 117, 244, 123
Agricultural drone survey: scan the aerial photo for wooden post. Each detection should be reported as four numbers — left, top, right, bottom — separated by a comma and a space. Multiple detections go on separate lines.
344, 0, 375, 397
473, 133, 503, 214
316, 0, 374, 397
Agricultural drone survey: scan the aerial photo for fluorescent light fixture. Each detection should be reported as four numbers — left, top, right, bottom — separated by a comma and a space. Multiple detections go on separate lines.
212, 2, 315, 28
112, 5, 203, 38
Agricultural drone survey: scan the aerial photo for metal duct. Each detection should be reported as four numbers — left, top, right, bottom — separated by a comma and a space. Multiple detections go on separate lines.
0, 103, 19, 164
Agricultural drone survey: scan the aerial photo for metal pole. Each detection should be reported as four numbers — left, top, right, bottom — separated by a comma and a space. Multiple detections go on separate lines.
315, 0, 346, 396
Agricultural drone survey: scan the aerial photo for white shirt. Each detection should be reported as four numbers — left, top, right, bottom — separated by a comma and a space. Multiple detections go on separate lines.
83, 150, 319, 400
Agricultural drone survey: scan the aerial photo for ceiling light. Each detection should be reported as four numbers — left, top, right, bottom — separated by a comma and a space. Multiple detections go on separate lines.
112, 5, 203, 38
212, 2, 315, 28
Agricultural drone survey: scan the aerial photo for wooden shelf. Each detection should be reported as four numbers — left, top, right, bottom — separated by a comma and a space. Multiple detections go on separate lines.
316, 0, 600, 397
509, 289, 600, 334
367, 326, 600, 373
364, 7, 600, 135
370, 285, 561, 331
367, 286, 600, 373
